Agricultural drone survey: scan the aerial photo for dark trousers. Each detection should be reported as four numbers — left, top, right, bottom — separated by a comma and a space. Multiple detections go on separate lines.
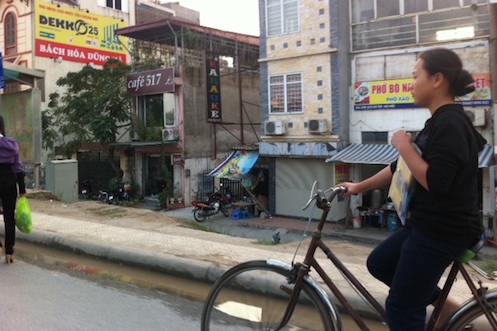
367, 226, 466, 331
0, 181, 17, 255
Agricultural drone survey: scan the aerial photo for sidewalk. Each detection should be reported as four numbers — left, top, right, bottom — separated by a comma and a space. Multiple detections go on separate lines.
9, 201, 497, 320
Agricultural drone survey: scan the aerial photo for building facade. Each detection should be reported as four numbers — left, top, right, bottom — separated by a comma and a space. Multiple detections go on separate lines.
0, 0, 133, 190
259, 0, 495, 231
116, 17, 261, 207
258, 0, 351, 220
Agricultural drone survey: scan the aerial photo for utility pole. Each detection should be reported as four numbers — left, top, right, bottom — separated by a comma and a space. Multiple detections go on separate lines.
490, 2, 497, 103
489, 0, 497, 239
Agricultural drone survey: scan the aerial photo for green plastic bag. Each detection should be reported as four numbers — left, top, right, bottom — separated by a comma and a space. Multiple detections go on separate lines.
15, 197, 33, 234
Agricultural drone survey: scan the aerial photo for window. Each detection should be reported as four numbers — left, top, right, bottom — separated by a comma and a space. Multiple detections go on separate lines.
362, 132, 388, 144
98, 0, 128, 12
405, 1, 428, 14
269, 73, 302, 114
266, 0, 299, 36
106, 0, 121, 10
433, 0, 459, 10
164, 93, 176, 127
377, 0, 399, 18
4, 13, 16, 56
138, 94, 164, 128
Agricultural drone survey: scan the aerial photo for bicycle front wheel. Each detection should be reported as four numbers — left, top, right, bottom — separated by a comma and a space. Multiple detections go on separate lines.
201, 260, 336, 331
443, 290, 497, 331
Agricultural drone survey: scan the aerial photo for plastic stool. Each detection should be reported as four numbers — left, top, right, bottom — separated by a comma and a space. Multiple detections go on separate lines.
241, 210, 250, 219
232, 210, 241, 220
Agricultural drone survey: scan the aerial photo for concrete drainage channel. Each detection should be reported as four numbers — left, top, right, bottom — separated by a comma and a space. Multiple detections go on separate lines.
15, 239, 212, 304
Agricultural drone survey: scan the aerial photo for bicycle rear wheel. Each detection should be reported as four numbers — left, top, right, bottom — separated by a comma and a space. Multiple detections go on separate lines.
201, 260, 336, 331
443, 290, 497, 331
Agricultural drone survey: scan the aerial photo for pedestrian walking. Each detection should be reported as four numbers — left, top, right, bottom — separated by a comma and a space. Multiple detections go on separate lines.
0, 115, 26, 264
342, 48, 486, 330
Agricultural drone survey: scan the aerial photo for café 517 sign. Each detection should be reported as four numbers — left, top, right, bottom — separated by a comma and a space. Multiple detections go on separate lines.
127, 68, 175, 96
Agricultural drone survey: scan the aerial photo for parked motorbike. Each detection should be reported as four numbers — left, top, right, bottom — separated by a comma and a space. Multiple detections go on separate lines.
98, 182, 133, 205
192, 187, 233, 222
98, 189, 112, 204
81, 179, 93, 200
118, 182, 133, 202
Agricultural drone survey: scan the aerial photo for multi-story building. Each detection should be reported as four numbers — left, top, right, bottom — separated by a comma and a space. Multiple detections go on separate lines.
1, 1, 259, 206
114, 9, 261, 207
0, 0, 132, 191
259, 0, 494, 231
258, 0, 351, 221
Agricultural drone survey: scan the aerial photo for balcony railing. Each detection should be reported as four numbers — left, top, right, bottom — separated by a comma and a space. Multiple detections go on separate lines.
352, 5, 489, 51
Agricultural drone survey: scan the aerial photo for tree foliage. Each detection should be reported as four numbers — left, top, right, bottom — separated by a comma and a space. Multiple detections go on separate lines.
42, 59, 132, 177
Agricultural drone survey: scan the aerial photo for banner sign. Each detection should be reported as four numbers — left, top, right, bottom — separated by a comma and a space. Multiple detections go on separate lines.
455, 73, 492, 107
206, 54, 222, 123
126, 68, 174, 96
207, 150, 259, 181
35, 1, 127, 65
354, 73, 491, 110
172, 154, 184, 165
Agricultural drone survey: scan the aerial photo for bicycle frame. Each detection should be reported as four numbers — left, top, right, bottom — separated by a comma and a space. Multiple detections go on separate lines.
277, 186, 497, 331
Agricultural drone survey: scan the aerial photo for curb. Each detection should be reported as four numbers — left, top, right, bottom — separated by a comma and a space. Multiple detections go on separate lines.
16, 229, 228, 283
14, 227, 385, 321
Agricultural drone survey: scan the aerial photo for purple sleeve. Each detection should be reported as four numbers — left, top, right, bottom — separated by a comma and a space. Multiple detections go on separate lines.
12, 152, 24, 173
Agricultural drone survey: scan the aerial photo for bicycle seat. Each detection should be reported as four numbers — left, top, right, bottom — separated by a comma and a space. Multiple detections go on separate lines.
456, 238, 485, 263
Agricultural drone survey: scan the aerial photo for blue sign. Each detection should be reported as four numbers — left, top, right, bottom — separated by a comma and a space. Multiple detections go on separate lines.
0, 52, 4, 89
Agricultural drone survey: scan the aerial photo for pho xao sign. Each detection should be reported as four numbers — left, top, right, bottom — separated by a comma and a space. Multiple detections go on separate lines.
354, 73, 491, 110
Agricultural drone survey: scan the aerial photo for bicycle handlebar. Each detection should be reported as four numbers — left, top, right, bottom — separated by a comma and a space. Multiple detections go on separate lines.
302, 181, 348, 211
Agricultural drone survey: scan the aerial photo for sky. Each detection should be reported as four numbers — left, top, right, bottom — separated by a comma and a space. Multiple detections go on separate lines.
163, 0, 260, 36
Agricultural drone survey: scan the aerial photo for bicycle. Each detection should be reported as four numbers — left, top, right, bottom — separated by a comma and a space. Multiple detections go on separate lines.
201, 182, 497, 330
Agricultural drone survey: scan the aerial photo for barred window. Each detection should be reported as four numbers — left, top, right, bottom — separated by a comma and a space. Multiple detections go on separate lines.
351, 0, 489, 51
269, 73, 302, 114
266, 0, 299, 36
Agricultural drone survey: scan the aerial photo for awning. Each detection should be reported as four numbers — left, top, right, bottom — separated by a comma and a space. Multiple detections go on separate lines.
208, 150, 259, 180
326, 143, 494, 168
325, 144, 398, 165
478, 145, 494, 168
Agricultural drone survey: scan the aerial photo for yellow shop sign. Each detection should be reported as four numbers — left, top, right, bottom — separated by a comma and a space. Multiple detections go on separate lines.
35, 1, 127, 65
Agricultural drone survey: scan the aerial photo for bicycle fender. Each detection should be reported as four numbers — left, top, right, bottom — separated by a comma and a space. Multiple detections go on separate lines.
443, 288, 497, 330
267, 259, 342, 331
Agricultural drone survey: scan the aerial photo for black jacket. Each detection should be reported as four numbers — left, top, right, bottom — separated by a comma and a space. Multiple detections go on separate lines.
396, 104, 485, 246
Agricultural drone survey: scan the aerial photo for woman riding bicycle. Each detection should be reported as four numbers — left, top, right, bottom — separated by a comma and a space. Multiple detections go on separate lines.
342, 48, 486, 331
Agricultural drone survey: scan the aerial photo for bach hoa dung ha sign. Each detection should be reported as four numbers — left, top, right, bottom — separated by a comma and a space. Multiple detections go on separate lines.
206, 54, 222, 123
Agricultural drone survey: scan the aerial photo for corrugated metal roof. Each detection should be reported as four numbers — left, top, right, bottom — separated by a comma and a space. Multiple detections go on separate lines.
326, 143, 494, 168
478, 145, 494, 168
325, 144, 398, 165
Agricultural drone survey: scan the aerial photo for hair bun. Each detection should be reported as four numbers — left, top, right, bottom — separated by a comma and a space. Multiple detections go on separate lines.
454, 69, 475, 96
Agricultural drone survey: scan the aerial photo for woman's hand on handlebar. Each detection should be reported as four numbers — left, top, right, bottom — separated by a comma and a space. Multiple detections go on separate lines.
340, 182, 361, 199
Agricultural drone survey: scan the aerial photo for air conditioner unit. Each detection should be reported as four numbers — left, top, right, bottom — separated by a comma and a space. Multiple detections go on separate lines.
465, 109, 485, 127
162, 128, 178, 141
308, 119, 327, 133
265, 120, 285, 135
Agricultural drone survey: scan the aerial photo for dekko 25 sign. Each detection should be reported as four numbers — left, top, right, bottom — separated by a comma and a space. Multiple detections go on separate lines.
35, 1, 127, 65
